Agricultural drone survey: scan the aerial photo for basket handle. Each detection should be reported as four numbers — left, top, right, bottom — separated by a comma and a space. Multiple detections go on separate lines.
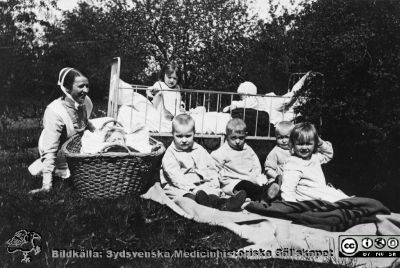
100, 143, 132, 154
100, 120, 124, 131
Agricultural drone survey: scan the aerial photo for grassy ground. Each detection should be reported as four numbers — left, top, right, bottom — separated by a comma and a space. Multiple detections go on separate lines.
0, 100, 351, 267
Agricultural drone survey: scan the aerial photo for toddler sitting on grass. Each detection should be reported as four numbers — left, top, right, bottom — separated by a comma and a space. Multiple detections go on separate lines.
264, 121, 294, 183
161, 114, 247, 211
280, 122, 349, 202
211, 118, 281, 202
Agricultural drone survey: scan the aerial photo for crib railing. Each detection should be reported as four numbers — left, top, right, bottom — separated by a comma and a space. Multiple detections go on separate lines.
107, 57, 307, 140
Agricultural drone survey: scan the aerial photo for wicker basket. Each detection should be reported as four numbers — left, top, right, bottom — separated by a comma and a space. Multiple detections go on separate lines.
61, 128, 165, 199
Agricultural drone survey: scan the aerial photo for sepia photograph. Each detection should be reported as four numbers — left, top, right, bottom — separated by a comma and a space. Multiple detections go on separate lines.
1, 0, 400, 267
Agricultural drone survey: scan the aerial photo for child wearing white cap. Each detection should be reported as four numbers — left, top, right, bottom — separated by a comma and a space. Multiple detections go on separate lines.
223, 72, 311, 125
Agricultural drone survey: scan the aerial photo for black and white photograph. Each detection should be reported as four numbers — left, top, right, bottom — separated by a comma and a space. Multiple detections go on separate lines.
1, 0, 400, 267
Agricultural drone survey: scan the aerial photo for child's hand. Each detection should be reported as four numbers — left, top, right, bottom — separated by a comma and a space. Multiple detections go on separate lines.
276, 102, 289, 112
147, 87, 159, 98
180, 101, 186, 113
222, 104, 236, 113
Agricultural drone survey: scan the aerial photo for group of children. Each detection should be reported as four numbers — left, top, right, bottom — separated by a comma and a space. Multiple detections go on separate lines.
160, 112, 349, 211
31, 63, 348, 206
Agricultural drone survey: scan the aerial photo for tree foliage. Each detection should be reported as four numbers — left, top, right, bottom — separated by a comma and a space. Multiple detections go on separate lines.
1, 0, 400, 195
252, 0, 400, 190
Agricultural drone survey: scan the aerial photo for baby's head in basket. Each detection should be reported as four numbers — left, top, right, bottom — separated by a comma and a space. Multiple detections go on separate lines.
172, 114, 195, 151
104, 127, 127, 146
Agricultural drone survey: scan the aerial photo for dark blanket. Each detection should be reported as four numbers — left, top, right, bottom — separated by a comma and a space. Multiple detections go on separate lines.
245, 197, 390, 232
231, 108, 274, 136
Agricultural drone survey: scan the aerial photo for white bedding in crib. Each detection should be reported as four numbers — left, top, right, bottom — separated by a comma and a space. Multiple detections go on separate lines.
117, 96, 231, 135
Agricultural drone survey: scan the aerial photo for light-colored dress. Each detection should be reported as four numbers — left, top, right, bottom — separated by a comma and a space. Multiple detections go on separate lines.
281, 141, 349, 203
28, 96, 93, 178
264, 145, 292, 178
211, 142, 268, 195
149, 81, 183, 117
161, 142, 221, 198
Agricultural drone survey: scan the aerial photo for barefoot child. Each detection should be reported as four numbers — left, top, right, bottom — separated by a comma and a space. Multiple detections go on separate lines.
281, 122, 349, 202
161, 114, 246, 211
264, 121, 294, 182
211, 118, 280, 201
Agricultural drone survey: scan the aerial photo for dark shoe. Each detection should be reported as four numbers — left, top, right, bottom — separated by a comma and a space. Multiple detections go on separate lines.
195, 190, 210, 206
183, 193, 196, 200
220, 190, 247, 211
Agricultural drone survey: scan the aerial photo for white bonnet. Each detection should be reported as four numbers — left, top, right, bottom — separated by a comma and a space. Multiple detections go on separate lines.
237, 81, 257, 95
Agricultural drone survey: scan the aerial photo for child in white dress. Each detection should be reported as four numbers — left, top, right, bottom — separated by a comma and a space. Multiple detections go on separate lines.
280, 122, 349, 202
264, 121, 294, 181
147, 62, 185, 120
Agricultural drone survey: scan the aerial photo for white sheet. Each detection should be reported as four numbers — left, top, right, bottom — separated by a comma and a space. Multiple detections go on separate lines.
117, 104, 231, 135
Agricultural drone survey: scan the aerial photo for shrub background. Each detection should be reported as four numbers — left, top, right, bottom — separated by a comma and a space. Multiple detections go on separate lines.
1, 0, 400, 208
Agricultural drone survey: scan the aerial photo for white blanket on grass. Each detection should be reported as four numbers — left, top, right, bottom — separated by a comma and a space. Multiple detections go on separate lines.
141, 182, 400, 268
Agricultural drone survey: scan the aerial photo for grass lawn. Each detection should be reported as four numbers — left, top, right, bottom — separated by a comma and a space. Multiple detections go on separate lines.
0, 100, 351, 267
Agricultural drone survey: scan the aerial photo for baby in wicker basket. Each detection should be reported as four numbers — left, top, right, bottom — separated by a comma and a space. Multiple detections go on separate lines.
102, 127, 136, 153
80, 120, 161, 154
161, 114, 247, 211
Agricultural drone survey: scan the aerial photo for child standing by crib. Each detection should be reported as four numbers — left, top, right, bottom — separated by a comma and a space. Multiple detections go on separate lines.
211, 118, 281, 201
280, 122, 349, 202
147, 62, 185, 120
161, 114, 247, 211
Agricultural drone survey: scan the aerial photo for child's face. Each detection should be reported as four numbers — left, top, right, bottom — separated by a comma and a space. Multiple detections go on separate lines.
69, 76, 89, 104
106, 131, 125, 145
164, 71, 178, 88
293, 139, 315, 160
276, 128, 291, 150
173, 124, 194, 151
226, 131, 246, 150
